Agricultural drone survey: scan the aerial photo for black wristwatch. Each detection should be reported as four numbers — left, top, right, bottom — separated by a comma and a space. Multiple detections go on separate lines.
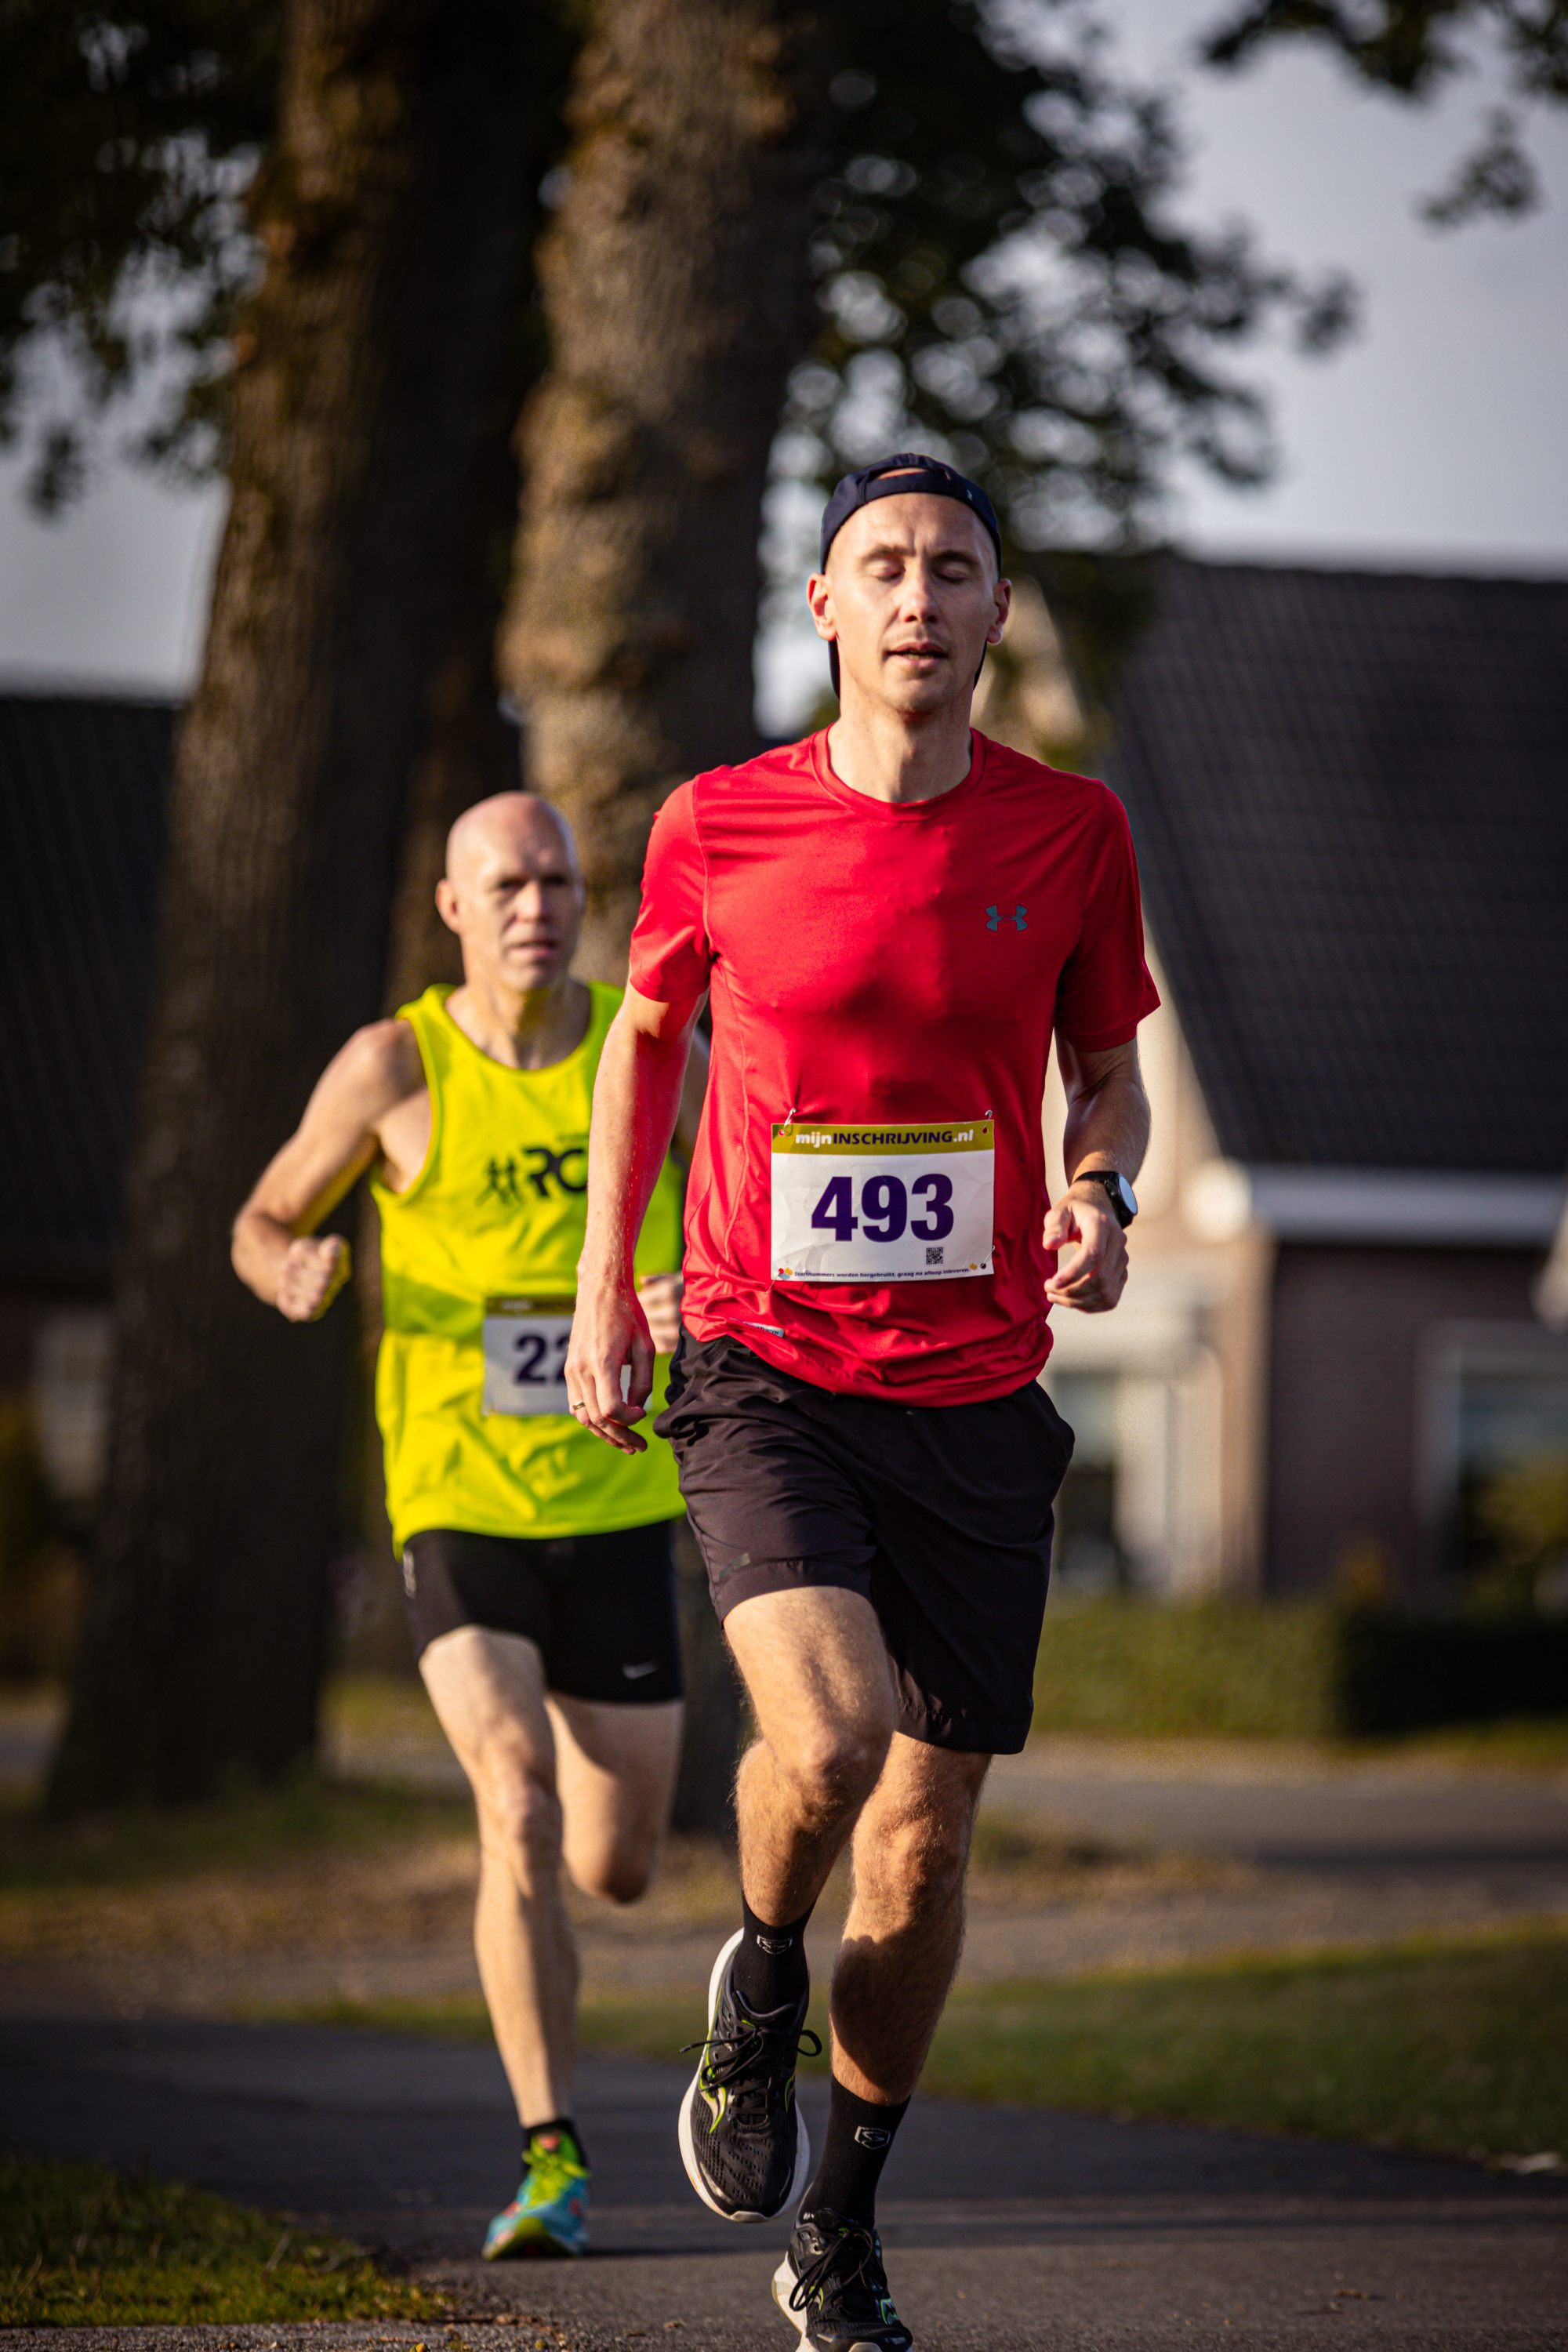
1073, 1169, 1138, 1228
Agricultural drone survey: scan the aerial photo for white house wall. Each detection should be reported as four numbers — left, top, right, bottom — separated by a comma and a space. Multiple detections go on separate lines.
1042, 943, 1236, 1595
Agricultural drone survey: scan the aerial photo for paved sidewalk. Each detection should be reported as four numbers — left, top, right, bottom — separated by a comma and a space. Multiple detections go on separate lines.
988, 1740, 1568, 1886
2, 2017, 1563, 2350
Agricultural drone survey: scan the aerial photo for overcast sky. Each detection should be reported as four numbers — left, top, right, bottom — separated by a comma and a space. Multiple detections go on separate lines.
2, 0, 1564, 705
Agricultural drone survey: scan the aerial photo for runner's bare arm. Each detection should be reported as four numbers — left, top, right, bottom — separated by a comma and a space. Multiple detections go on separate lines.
571, 984, 706, 1451
1044, 1036, 1150, 1314
231, 1020, 425, 1322
636, 1025, 710, 1355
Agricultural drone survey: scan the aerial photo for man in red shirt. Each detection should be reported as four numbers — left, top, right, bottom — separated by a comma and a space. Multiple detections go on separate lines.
568, 455, 1156, 2350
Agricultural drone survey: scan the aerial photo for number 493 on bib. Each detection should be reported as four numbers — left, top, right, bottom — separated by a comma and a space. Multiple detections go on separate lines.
771, 1122, 994, 1283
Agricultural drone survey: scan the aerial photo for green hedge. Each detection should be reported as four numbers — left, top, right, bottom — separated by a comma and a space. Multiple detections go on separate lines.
1034, 1597, 1340, 1738
1337, 1609, 1568, 1735
1033, 1597, 1568, 1740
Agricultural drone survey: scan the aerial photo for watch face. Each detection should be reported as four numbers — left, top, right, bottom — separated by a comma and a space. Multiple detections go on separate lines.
1098, 1172, 1137, 1225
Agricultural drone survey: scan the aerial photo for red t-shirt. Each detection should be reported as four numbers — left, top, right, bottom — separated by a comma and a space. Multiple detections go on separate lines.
629, 728, 1160, 1405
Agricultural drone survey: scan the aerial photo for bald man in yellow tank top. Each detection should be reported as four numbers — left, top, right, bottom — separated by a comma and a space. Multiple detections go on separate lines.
234, 794, 706, 2259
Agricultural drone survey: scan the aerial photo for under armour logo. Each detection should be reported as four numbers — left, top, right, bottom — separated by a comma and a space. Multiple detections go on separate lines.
757, 1935, 793, 1954
985, 904, 1027, 931
853, 2124, 892, 2148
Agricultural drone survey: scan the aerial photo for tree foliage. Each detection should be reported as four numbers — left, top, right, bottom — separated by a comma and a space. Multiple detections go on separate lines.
1201, 2, 1568, 226
2, 0, 1356, 541
787, 0, 1355, 554
0, 1, 277, 506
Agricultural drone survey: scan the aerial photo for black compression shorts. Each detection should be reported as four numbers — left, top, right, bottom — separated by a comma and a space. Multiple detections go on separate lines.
654, 1335, 1073, 1755
401, 1523, 684, 1705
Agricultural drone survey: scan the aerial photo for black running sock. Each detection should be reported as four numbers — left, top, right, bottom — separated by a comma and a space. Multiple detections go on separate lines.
732, 1894, 813, 2015
524, 2116, 586, 2169
803, 2078, 909, 2226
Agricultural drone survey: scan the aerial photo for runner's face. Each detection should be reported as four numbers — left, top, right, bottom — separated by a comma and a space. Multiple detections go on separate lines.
447, 812, 585, 992
812, 493, 1007, 716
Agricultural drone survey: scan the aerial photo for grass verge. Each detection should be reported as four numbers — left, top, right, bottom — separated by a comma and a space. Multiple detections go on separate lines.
0, 1771, 472, 1896
0, 2151, 450, 2328
274, 1986, 701, 2062
280, 1925, 1568, 2167
925, 1926, 1568, 2163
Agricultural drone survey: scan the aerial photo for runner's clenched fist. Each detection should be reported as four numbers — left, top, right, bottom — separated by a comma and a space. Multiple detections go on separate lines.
274, 1233, 351, 1322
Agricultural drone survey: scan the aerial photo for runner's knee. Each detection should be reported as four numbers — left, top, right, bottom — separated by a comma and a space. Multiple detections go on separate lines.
565, 1821, 659, 1907
858, 1793, 971, 1915
477, 1755, 563, 1888
775, 1712, 892, 1817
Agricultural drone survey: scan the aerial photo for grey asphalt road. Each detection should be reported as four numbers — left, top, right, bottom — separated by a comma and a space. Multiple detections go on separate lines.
2, 2016, 1563, 2350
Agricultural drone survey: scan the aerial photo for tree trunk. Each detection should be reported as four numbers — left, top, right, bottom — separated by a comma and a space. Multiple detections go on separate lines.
382, 409, 528, 1018
499, 0, 837, 978
500, 0, 837, 1831
350, 361, 537, 1671
49, 0, 546, 1813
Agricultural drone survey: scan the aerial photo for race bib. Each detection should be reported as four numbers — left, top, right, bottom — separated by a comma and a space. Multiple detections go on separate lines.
481, 1294, 575, 1416
771, 1122, 994, 1283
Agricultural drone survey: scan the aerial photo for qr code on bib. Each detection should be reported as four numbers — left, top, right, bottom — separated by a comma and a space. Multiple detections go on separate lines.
925, 1245, 945, 1265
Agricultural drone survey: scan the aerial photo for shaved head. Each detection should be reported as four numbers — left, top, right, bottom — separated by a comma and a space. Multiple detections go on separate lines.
437, 791, 585, 996
445, 791, 579, 888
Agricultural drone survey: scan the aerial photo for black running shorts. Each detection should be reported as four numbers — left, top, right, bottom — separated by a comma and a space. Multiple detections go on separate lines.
655, 1336, 1073, 1755
401, 1523, 684, 1705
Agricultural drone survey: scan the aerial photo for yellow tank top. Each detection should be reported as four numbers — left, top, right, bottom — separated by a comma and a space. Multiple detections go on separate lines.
372, 982, 685, 1548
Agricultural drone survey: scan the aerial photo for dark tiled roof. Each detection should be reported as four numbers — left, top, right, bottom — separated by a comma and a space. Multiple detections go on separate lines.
1103, 557, 1568, 1174
0, 691, 175, 1275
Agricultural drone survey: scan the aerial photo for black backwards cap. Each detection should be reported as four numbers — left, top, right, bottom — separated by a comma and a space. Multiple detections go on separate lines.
818, 452, 1003, 697
819, 452, 1002, 574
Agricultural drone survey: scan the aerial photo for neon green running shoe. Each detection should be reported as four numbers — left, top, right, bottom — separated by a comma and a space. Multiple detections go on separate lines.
482, 2125, 590, 2259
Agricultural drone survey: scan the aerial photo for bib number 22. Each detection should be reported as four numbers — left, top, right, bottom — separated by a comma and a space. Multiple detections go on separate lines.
506, 1327, 570, 1388
481, 1297, 575, 1415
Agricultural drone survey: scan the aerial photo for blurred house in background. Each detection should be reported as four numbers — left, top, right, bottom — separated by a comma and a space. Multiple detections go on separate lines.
996, 559, 1568, 1603
6, 553, 1567, 1606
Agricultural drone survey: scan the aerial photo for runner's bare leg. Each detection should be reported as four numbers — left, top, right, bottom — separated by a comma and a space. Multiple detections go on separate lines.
724, 1587, 897, 1925
420, 1627, 681, 2125
833, 1736, 990, 2100
550, 1686, 684, 1905
724, 1586, 983, 2099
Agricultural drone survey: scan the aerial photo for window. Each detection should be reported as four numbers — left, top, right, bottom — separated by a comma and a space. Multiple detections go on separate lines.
1420, 1324, 1568, 1601
1044, 1371, 1127, 1596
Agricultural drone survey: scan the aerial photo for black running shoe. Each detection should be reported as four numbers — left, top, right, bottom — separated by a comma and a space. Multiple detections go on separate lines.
678, 1928, 819, 2222
772, 2206, 913, 2350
